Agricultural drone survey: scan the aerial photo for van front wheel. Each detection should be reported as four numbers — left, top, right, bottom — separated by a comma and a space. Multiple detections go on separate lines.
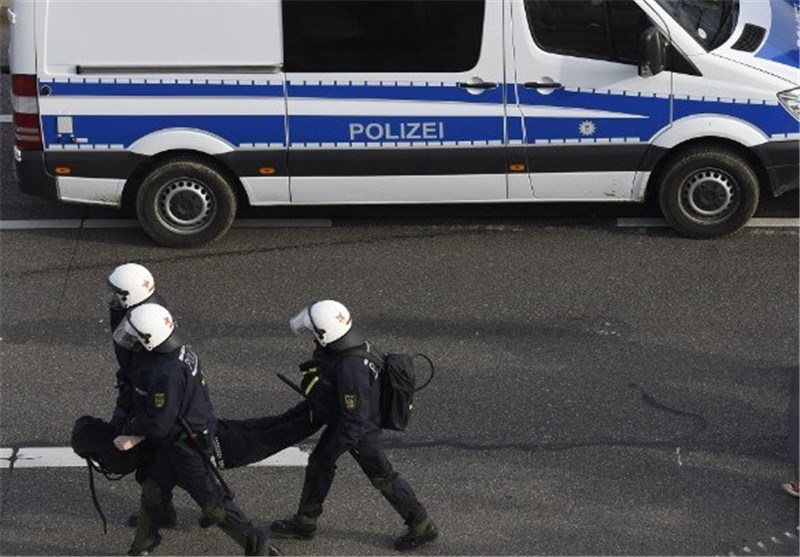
658, 149, 759, 238
136, 158, 237, 247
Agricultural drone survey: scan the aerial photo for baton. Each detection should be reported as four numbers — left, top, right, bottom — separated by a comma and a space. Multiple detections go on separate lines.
179, 418, 234, 498
277, 373, 305, 397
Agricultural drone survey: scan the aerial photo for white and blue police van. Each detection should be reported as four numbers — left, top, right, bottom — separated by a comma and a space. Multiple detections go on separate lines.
8, 0, 799, 247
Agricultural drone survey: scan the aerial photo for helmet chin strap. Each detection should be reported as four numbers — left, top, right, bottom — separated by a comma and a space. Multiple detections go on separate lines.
307, 301, 327, 344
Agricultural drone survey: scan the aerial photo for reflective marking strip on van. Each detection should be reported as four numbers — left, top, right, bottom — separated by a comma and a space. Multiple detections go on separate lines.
617, 218, 799, 228
0, 115, 12, 123
40, 79, 284, 97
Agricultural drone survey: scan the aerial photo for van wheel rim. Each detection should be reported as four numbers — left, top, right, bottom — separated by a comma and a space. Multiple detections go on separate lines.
681, 169, 736, 220
157, 179, 216, 231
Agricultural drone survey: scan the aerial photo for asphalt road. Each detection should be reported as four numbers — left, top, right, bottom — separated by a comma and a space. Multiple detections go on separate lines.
1, 13, 799, 557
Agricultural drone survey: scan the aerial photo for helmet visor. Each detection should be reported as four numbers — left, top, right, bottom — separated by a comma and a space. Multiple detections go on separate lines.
112, 316, 146, 351
104, 279, 128, 310
289, 307, 314, 337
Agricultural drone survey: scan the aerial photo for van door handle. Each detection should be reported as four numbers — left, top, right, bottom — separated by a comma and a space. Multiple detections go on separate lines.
457, 81, 498, 90
523, 82, 563, 90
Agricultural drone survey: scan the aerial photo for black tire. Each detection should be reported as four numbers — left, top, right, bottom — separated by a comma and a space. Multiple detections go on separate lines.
136, 157, 237, 247
657, 148, 759, 238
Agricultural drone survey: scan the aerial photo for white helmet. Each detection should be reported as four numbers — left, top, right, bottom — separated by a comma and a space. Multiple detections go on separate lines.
105, 263, 155, 310
289, 300, 353, 347
113, 303, 186, 352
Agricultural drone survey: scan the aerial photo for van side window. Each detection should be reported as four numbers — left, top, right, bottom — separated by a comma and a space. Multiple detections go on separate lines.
282, 0, 484, 73
525, 0, 648, 65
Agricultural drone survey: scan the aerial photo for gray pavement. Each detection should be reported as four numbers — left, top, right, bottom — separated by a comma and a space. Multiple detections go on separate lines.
1, 222, 799, 555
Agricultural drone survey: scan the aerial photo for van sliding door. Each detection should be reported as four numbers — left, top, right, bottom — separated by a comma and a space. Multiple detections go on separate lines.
283, 0, 508, 203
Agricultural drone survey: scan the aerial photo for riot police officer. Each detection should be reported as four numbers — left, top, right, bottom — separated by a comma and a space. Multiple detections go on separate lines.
104, 263, 178, 529
270, 300, 438, 551
112, 303, 278, 556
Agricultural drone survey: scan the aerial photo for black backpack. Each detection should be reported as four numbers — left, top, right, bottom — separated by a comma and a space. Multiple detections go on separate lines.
345, 347, 434, 432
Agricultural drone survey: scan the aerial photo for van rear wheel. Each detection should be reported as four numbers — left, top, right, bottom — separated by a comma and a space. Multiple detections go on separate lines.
136, 158, 237, 247
658, 148, 758, 238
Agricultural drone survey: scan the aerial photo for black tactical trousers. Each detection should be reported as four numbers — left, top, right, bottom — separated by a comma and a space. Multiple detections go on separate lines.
299, 427, 428, 526
216, 401, 323, 469
130, 440, 258, 553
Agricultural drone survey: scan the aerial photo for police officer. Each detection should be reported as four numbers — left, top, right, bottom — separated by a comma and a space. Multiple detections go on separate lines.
104, 263, 178, 529
112, 303, 278, 556
270, 300, 438, 551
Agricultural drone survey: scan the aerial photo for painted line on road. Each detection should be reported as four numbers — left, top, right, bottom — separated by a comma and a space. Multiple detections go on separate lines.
0, 446, 308, 468
617, 217, 799, 228
0, 218, 332, 230
0, 114, 11, 124
727, 526, 800, 555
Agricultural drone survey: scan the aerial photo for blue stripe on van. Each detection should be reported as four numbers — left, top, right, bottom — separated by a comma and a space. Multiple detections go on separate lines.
41, 115, 286, 148
517, 87, 670, 142
287, 82, 503, 104
41, 80, 284, 97
41, 79, 501, 103
521, 116, 657, 142
756, 0, 800, 67
673, 97, 797, 137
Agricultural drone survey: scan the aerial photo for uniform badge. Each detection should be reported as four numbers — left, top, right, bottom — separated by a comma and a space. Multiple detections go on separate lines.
344, 394, 357, 412
154, 392, 166, 409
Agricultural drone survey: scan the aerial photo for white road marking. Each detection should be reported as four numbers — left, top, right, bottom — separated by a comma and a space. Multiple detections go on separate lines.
617, 217, 799, 228
0, 446, 308, 468
0, 218, 332, 230
0, 114, 11, 124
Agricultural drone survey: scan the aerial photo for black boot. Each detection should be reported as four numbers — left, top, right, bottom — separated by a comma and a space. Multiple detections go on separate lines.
394, 519, 438, 551
245, 527, 282, 556
126, 533, 161, 556
270, 514, 317, 540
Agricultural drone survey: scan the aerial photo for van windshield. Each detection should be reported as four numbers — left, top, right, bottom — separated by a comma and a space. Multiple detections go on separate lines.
654, 0, 739, 51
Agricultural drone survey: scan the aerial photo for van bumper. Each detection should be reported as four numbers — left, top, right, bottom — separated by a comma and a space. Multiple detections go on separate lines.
13, 150, 59, 200
753, 140, 799, 197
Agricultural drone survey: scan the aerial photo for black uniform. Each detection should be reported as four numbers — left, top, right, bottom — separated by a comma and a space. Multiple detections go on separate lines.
125, 342, 267, 556
109, 292, 167, 433
108, 295, 176, 525
291, 341, 428, 526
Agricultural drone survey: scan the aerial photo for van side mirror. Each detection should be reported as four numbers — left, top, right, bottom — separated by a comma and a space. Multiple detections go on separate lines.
639, 26, 667, 78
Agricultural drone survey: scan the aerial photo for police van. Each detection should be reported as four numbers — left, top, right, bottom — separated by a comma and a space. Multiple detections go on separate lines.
8, 0, 799, 247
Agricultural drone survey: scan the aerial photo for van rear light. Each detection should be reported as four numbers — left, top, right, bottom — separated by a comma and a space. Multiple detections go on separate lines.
11, 74, 38, 96
11, 74, 43, 151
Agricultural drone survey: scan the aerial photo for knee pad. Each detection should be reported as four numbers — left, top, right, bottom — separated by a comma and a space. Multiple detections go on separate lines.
370, 473, 399, 496
200, 504, 226, 527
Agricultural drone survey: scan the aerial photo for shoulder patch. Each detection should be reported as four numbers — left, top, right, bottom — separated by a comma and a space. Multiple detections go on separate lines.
153, 392, 166, 409
344, 394, 357, 412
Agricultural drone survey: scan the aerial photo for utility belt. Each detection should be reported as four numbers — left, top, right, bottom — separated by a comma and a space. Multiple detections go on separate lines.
175, 422, 226, 469
172, 422, 225, 470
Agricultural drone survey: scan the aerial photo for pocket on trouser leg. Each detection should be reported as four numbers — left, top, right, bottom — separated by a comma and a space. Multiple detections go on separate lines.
128, 480, 163, 555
